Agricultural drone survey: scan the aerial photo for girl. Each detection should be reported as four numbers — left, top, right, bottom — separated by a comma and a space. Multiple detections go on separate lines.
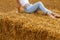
17, 0, 60, 19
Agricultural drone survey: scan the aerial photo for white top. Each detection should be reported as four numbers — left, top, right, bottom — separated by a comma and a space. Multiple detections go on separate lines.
19, 0, 30, 6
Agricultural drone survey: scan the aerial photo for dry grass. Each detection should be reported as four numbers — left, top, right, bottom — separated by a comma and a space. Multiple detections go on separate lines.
0, 0, 60, 40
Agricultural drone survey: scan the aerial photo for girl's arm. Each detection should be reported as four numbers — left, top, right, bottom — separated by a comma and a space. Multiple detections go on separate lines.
17, 0, 21, 13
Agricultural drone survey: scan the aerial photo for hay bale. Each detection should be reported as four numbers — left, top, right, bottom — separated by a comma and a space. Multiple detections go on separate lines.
0, 0, 60, 40
0, 12, 60, 40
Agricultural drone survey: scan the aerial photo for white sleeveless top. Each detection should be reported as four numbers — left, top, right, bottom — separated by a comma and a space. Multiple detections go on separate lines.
19, 0, 30, 6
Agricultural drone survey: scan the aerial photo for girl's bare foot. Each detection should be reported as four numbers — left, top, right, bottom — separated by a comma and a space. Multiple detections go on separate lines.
52, 13, 60, 18
46, 11, 60, 19
47, 13, 56, 19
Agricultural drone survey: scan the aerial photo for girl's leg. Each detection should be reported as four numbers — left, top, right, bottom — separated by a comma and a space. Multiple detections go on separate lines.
25, 4, 39, 13
25, 1, 60, 18
37, 2, 60, 18
35, 2, 52, 14
25, 1, 52, 13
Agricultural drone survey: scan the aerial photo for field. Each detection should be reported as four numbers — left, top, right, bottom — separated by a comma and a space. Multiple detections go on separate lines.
0, 0, 60, 40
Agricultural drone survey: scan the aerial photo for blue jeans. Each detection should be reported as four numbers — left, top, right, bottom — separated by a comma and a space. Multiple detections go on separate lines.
25, 1, 50, 13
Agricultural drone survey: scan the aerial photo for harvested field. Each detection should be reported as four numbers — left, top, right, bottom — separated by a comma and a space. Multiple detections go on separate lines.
0, 0, 60, 40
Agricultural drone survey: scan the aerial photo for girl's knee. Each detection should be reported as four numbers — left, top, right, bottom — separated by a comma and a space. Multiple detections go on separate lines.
37, 1, 43, 5
38, 1, 42, 3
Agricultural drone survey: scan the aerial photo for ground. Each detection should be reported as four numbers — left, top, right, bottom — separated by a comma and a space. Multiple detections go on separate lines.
0, 0, 60, 40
